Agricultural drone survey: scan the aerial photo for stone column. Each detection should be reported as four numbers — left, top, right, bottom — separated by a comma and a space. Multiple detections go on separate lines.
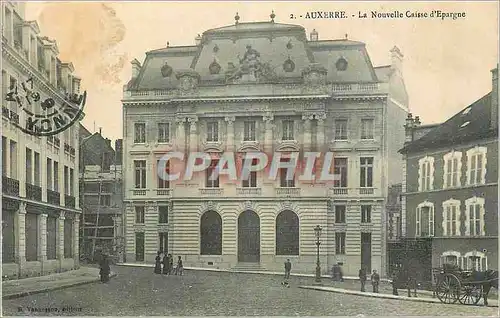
38, 214, 48, 274
57, 211, 65, 272
175, 116, 186, 153
225, 116, 235, 152
188, 116, 198, 152
315, 112, 327, 152
16, 202, 27, 278
73, 217, 80, 268
263, 112, 274, 154
302, 113, 314, 152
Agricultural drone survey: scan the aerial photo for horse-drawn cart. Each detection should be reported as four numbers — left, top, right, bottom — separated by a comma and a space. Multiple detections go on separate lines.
433, 265, 498, 306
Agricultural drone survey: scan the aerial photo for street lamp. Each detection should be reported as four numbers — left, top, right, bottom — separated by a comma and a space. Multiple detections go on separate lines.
314, 225, 322, 284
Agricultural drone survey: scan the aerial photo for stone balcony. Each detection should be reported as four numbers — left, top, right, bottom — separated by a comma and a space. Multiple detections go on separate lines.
47, 189, 61, 205
275, 187, 301, 197
2, 176, 19, 197
65, 195, 76, 208
155, 188, 172, 197
236, 187, 262, 196
328, 187, 377, 196
199, 188, 224, 196
26, 183, 42, 201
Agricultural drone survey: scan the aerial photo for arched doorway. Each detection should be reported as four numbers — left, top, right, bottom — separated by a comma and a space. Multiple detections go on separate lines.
238, 210, 260, 262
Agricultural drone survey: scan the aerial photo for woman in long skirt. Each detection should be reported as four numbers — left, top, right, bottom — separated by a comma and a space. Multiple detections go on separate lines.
99, 254, 111, 283
162, 253, 170, 275
154, 251, 162, 274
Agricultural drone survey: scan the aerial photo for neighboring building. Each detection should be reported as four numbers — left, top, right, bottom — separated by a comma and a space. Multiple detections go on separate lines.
79, 125, 124, 263
399, 66, 499, 283
2, 2, 81, 278
386, 184, 402, 243
122, 14, 408, 276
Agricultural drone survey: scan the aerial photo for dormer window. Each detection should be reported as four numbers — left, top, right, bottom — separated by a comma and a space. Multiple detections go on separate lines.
283, 57, 295, 72
209, 60, 221, 75
336, 57, 348, 71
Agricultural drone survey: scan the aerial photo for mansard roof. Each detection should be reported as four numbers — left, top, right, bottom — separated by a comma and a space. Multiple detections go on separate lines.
400, 92, 497, 154
128, 20, 380, 90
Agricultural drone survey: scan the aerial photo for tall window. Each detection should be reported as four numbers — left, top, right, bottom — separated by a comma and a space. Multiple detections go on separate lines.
2, 211, 15, 263
242, 158, 257, 188
34, 152, 40, 186
25, 213, 38, 261
134, 160, 147, 189
360, 119, 374, 140
335, 205, 346, 223
135, 206, 145, 224
26, 148, 32, 184
64, 166, 69, 195
207, 121, 219, 142
443, 151, 462, 188
135, 232, 145, 262
69, 168, 74, 195
361, 205, 371, 223
244, 121, 256, 141
206, 159, 219, 188
416, 202, 435, 237
200, 211, 222, 255
64, 219, 73, 258
47, 158, 53, 190
9, 140, 17, 178
100, 195, 111, 206
360, 157, 373, 188
134, 123, 146, 143
335, 232, 346, 254
53, 161, 59, 192
46, 216, 57, 260
464, 251, 487, 271
157, 160, 170, 189
465, 197, 485, 236
466, 146, 487, 185
282, 119, 294, 140
333, 158, 348, 188
158, 123, 170, 143
418, 156, 434, 191
276, 210, 299, 255
334, 119, 348, 140
159, 232, 168, 254
279, 158, 295, 187
159, 205, 169, 224
442, 200, 460, 236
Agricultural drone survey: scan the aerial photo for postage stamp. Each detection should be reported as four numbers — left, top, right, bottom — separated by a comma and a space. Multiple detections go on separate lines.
1, 1, 498, 317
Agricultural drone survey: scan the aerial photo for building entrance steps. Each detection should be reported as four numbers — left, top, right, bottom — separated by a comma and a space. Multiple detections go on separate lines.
230, 262, 263, 272
2, 266, 117, 299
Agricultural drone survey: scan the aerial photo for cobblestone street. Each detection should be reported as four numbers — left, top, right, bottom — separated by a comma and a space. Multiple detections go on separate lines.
3, 266, 499, 316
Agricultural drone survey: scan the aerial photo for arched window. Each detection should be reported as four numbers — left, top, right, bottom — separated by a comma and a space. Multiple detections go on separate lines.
276, 210, 299, 255
200, 211, 222, 255
463, 251, 487, 271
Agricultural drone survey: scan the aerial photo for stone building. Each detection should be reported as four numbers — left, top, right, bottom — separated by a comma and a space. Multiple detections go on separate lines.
2, 2, 81, 278
122, 14, 408, 276
399, 66, 499, 283
79, 125, 124, 263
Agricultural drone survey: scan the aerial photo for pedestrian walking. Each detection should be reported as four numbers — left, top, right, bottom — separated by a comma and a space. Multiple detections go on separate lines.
175, 256, 184, 276
168, 254, 174, 275
391, 270, 399, 295
284, 259, 292, 280
162, 253, 170, 275
154, 251, 162, 274
358, 267, 367, 292
371, 269, 380, 293
338, 263, 344, 282
99, 253, 111, 283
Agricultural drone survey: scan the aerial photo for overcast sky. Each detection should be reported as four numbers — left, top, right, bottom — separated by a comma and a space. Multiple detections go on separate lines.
25, 1, 498, 142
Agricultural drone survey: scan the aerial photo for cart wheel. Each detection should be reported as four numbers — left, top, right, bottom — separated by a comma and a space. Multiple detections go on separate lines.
436, 273, 460, 304
458, 284, 482, 305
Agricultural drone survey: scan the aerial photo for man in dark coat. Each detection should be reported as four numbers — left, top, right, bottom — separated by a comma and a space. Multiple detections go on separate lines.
284, 259, 292, 280
99, 254, 111, 283
162, 253, 170, 275
371, 269, 380, 293
359, 267, 367, 292
154, 251, 162, 274
391, 269, 399, 295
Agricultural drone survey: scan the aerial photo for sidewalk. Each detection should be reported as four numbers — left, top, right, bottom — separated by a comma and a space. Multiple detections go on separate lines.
2, 266, 117, 299
300, 285, 499, 307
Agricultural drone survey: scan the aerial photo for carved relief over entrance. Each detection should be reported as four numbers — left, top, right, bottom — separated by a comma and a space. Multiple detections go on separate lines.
225, 45, 277, 83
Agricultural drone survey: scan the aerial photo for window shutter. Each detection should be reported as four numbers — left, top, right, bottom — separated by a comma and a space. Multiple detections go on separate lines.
429, 206, 434, 236
442, 206, 447, 236
480, 204, 486, 236
418, 162, 423, 192
454, 205, 460, 236
416, 207, 420, 237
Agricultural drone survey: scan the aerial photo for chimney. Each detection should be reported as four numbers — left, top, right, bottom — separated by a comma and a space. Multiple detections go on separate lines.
99, 127, 102, 135
115, 139, 123, 165
491, 65, 498, 130
390, 46, 404, 74
310, 29, 318, 41
195, 34, 202, 46
131, 59, 141, 78
404, 113, 416, 143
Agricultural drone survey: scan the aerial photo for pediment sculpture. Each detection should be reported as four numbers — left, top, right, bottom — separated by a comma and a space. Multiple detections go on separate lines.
225, 45, 277, 83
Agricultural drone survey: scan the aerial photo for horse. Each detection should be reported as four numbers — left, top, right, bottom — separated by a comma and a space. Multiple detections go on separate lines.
468, 269, 498, 306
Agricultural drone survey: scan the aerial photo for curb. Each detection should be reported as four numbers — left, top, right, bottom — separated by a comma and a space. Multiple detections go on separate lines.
117, 263, 391, 282
2, 272, 118, 300
299, 285, 499, 308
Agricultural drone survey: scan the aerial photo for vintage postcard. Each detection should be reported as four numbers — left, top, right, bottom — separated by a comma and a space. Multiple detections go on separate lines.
1, 0, 499, 316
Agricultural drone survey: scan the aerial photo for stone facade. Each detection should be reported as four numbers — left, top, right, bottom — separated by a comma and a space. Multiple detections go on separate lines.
2, 2, 81, 279
122, 19, 409, 276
